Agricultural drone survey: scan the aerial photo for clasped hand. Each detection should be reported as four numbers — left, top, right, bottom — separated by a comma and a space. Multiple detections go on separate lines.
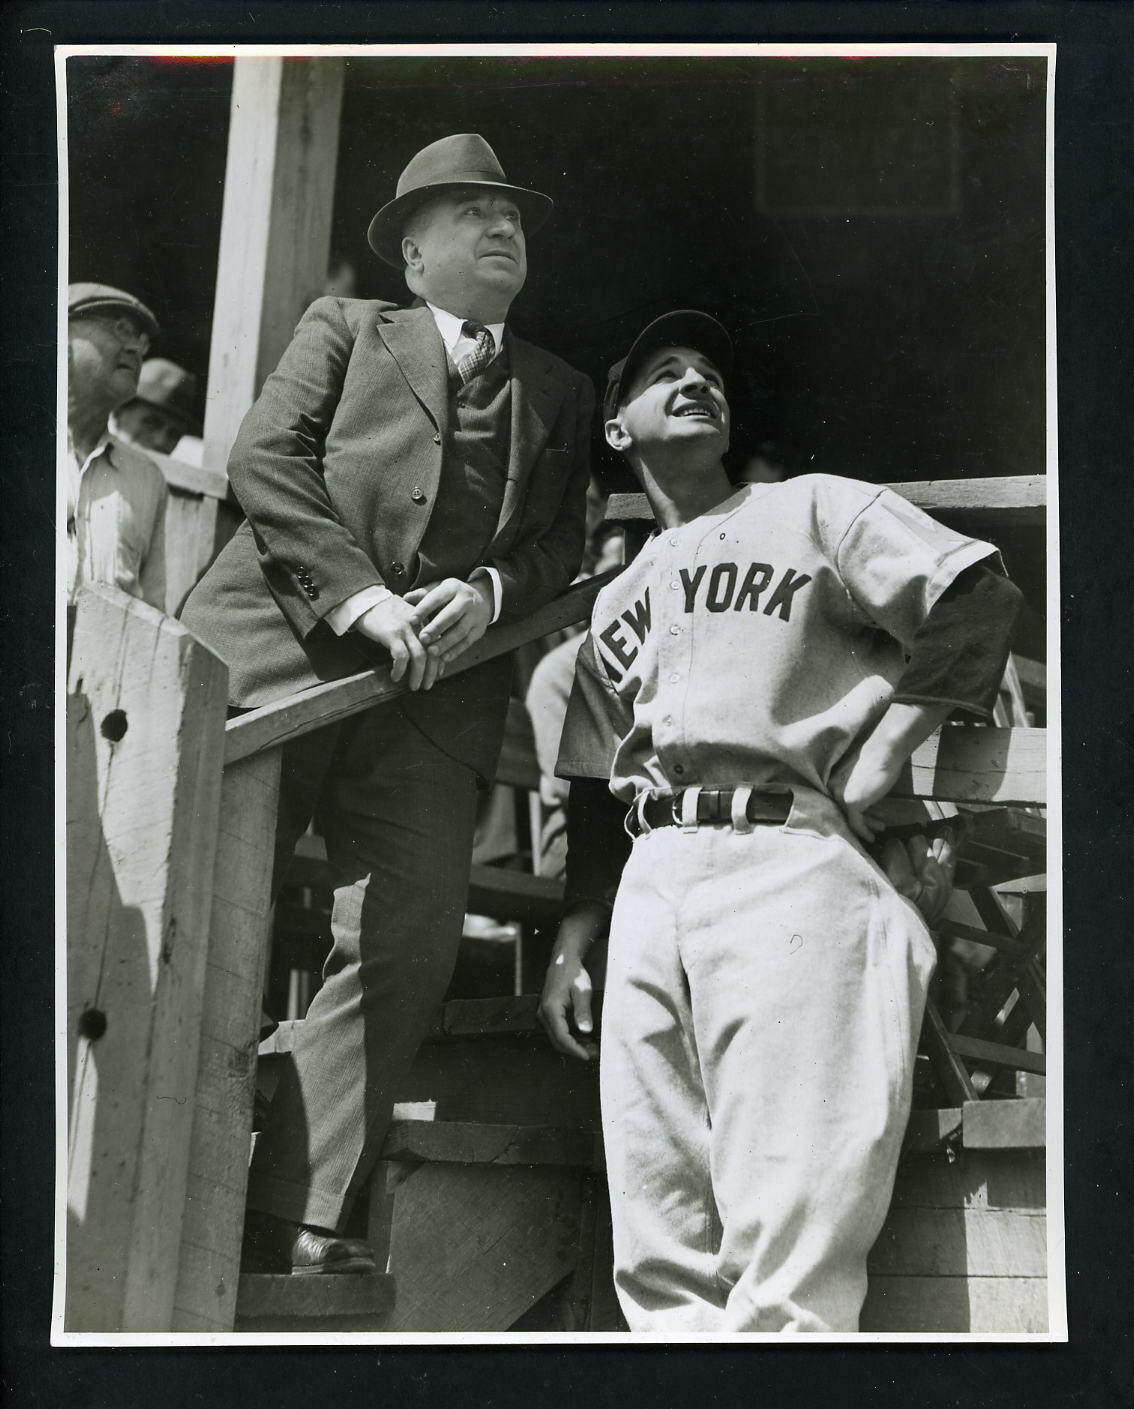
353, 577, 492, 691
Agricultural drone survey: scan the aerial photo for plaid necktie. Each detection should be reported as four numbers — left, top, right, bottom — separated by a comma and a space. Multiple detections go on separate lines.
456, 321, 496, 384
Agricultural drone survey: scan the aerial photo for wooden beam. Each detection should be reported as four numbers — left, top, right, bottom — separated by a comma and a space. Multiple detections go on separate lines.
222, 570, 614, 765
234, 1273, 395, 1332
202, 57, 345, 480
65, 587, 228, 1332
897, 726, 1046, 806
381, 1118, 603, 1169
172, 747, 281, 1331
606, 474, 1046, 531
962, 1097, 1047, 1149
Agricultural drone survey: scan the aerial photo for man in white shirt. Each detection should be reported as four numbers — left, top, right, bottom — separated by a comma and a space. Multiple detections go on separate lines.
66, 284, 167, 612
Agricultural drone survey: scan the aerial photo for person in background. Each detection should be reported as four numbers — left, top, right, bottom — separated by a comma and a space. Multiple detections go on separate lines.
114, 357, 203, 464
525, 522, 625, 878
66, 283, 168, 612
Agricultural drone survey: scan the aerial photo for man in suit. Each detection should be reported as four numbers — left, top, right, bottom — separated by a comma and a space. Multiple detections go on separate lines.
181, 134, 594, 1274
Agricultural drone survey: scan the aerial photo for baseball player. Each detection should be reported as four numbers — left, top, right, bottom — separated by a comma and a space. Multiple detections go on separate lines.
538, 311, 1022, 1333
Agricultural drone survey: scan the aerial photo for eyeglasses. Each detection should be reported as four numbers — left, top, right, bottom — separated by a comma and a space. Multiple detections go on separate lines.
73, 313, 152, 356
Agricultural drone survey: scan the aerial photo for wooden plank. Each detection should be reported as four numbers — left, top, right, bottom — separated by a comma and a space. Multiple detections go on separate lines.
891, 1149, 1045, 1212
861, 1275, 1048, 1333
222, 570, 615, 765
896, 726, 1046, 807
150, 450, 232, 502
395, 1035, 601, 1132
439, 994, 543, 1038
948, 1036, 1046, 1077
381, 1118, 602, 1169
606, 475, 1046, 531
234, 1273, 395, 1331
203, 56, 344, 478
467, 864, 564, 928
384, 1163, 582, 1331
65, 586, 228, 1332
172, 747, 282, 1330
920, 1002, 980, 1105
868, 1207, 1047, 1277
963, 1098, 1047, 1149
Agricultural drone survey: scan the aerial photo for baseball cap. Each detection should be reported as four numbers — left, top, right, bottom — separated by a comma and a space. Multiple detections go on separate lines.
68, 282, 161, 341
604, 310, 733, 422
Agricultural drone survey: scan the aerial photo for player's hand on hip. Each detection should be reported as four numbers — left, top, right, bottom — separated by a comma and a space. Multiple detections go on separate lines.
538, 951, 598, 1062
353, 596, 442, 691
832, 743, 906, 842
405, 577, 493, 664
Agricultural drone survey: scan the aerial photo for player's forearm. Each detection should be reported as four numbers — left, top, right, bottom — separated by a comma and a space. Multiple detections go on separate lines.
551, 901, 611, 961
859, 699, 953, 775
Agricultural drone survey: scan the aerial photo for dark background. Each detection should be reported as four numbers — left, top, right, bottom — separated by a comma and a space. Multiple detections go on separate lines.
5, 2, 1132, 1406
67, 52, 1047, 493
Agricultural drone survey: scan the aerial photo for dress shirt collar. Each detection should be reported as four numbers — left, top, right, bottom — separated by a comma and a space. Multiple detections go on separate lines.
426, 303, 505, 360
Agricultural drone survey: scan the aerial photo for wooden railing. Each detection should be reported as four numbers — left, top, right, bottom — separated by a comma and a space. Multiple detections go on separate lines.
64, 474, 1047, 1332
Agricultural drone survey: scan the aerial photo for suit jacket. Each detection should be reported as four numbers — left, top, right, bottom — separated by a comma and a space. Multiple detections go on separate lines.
181, 297, 594, 778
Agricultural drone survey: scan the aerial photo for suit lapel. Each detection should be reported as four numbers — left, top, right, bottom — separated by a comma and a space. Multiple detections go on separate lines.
376, 306, 451, 436
489, 334, 562, 552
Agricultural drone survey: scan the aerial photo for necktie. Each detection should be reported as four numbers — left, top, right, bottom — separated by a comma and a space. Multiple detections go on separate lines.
457, 322, 496, 384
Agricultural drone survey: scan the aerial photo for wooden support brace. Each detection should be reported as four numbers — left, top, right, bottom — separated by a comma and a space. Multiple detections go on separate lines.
172, 747, 282, 1331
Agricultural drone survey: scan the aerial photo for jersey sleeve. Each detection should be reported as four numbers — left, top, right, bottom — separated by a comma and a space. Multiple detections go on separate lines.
832, 484, 1004, 648
554, 629, 632, 782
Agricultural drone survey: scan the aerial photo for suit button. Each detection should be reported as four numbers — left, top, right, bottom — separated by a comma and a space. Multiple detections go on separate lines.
390, 561, 406, 577
305, 584, 319, 600
411, 487, 427, 504
432, 432, 442, 445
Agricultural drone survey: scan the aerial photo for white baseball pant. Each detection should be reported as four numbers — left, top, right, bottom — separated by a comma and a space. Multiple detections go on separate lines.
599, 812, 936, 1333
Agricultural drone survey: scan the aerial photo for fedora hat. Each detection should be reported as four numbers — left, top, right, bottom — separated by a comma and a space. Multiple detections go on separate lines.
128, 358, 199, 430
367, 133, 554, 267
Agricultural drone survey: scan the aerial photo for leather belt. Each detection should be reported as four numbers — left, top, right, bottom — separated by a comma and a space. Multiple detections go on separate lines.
627, 786, 791, 837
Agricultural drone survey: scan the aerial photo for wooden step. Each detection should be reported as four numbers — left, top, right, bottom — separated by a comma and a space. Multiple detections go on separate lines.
381, 1118, 603, 1169
234, 1271, 395, 1331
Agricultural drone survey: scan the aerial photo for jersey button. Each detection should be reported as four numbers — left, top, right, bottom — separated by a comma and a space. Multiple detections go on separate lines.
668, 673, 680, 683
669, 581, 681, 591
669, 624, 681, 635
673, 764, 685, 776
669, 537, 679, 548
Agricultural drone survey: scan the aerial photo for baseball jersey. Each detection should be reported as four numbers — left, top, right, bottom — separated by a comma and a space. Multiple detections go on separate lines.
556, 474, 1001, 807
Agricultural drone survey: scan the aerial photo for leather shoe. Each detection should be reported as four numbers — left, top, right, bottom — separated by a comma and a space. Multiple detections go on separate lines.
241, 1210, 377, 1276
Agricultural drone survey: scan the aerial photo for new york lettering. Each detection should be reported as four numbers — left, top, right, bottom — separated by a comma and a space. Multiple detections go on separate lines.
597, 587, 652, 678
678, 561, 812, 620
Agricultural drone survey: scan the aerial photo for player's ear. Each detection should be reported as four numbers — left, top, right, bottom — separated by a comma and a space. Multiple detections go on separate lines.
605, 416, 631, 453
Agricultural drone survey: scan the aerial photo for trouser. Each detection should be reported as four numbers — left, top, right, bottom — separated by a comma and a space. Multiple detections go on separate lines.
245, 702, 480, 1232
599, 812, 936, 1333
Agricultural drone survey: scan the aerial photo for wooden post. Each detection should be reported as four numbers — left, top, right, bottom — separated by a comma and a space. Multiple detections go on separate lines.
201, 56, 345, 479
172, 746, 282, 1330
64, 586, 228, 1332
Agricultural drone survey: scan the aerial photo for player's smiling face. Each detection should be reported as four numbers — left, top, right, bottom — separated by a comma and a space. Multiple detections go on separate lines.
610, 345, 731, 457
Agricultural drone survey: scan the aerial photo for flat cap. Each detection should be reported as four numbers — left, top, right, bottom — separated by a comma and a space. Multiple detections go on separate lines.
68, 282, 160, 341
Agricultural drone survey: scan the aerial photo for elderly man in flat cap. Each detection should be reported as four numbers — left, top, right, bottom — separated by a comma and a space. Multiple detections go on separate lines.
67, 284, 168, 611
182, 134, 594, 1275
